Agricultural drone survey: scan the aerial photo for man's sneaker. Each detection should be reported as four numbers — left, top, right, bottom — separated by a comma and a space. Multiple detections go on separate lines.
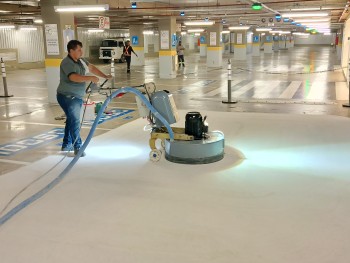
61, 145, 72, 152
74, 148, 86, 157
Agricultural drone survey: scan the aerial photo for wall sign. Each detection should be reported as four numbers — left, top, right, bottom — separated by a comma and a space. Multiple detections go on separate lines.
132, 36, 139, 45
172, 34, 177, 47
44, 24, 60, 55
236, 33, 243, 44
63, 25, 75, 52
210, 32, 217, 45
99, 16, 110, 29
160, 30, 169, 49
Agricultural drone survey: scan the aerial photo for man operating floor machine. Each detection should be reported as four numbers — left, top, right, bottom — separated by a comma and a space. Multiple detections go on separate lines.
134, 83, 225, 164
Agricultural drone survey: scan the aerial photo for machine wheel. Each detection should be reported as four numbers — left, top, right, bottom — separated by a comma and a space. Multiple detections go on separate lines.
150, 149, 162, 162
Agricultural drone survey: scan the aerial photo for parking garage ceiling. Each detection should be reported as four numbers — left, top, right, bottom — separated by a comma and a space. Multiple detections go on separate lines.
0, 0, 348, 31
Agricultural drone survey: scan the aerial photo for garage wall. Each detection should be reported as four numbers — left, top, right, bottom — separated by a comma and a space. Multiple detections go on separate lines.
0, 27, 45, 63
294, 34, 336, 45
341, 19, 350, 80
77, 28, 129, 59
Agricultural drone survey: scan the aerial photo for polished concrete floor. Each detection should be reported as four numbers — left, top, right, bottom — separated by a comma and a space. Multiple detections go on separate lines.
0, 46, 349, 175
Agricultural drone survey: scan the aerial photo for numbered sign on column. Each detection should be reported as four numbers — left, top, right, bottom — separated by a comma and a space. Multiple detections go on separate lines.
99, 16, 110, 29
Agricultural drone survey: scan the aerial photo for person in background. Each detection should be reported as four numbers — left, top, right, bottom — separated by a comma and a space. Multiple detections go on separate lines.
176, 40, 185, 67
123, 40, 138, 73
57, 40, 112, 157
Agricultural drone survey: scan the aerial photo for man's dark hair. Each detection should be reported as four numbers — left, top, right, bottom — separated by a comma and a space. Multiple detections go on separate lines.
67, 40, 83, 53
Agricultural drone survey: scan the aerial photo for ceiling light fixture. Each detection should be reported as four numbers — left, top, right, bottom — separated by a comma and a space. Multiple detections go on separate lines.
256, 28, 272, 32
34, 19, 43, 24
187, 29, 205, 33
143, 30, 154, 35
88, 29, 104, 33
54, 4, 109, 12
228, 26, 250, 30
251, 3, 262, 10
184, 21, 214, 26
282, 12, 328, 18
0, 25, 15, 29
20, 27, 38, 31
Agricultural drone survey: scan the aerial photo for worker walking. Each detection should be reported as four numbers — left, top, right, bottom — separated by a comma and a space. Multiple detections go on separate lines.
176, 41, 185, 67
123, 40, 138, 74
57, 40, 112, 156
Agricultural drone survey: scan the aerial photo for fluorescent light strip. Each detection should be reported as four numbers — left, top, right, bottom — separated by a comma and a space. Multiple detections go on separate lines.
222, 30, 230, 34
54, 4, 109, 12
256, 28, 272, 32
282, 12, 328, 18
228, 26, 250, 30
187, 29, 204, 33
88, 29, 104, 33
184, 21, 214, 26
0, 25, 15, 29
294, 18, 330, 23
143, 30, 154, 35
20, 27, 37, 31
290, 8, 321, 11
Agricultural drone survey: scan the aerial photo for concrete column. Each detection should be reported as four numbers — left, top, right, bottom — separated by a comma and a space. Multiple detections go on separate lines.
252, 32, 260, 56
229, 32, 235, 53
291, 35, 295, 48
233, 30, 247, 60
286, 35, 292, 49
129, 25, 145, 66
158, 17, 177, 79
41, 0, 80, 103
207, 24, 223, 67
199, 33, 207, 57
337, 32, 343, 61
264, 33, 273, 53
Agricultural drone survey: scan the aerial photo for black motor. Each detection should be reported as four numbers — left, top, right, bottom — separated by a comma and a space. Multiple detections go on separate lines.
185, 112, 208, 139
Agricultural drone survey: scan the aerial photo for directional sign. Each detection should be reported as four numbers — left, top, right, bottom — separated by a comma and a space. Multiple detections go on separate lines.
132, 36, 139, 45
172, 34, 177, 47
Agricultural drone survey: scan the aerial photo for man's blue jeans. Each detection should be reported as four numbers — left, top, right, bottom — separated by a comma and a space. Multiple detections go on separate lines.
57, 93, 83, 150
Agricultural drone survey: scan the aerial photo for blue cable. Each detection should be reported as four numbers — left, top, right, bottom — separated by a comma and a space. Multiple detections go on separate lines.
0, 87, 174, 226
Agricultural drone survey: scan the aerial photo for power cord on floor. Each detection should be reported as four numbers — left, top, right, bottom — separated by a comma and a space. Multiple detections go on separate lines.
0, 93, 91, 217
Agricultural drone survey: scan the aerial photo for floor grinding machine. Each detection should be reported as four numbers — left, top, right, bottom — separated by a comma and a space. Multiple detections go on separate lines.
136, 83, 225, 164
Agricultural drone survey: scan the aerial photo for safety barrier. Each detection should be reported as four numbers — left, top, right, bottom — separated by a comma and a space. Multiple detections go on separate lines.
0, 57, 13, 98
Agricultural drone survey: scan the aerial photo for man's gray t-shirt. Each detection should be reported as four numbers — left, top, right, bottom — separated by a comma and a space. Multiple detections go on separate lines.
57, 55, 89, 99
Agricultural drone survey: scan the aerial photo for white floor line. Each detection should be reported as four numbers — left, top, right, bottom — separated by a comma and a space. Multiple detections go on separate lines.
5, 97, 48, 100
279, 81, 302, 99
252, 81, 281, 98
205, 79, 243, 97
232, 80, 262, 97
0, 159, 31, 165
0, 102, 17, 108
306, 81, 327, 101
0, 121, 112, 131
336, 82, 349, 100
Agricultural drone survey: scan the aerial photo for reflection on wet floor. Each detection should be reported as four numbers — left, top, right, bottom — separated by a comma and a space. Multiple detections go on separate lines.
0, 46, 349, 174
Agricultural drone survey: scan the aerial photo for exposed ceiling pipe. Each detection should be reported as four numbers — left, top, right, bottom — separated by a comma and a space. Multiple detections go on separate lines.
338, 1, 350, 22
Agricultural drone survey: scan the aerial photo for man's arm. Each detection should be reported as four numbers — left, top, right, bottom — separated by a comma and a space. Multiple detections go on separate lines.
69, 74, 99, 84
131, 47, 138, 57
88, 64, 113, 79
